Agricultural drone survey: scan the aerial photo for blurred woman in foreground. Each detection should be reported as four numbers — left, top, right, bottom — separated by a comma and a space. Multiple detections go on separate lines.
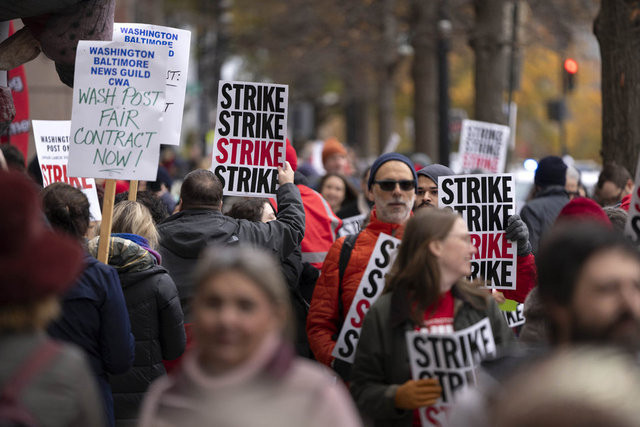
350, 209, 514, 427
139, 246, 362, 427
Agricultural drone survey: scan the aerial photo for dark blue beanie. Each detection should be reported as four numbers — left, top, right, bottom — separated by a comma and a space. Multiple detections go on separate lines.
367, 153, 418, 190
535, 156, 567, 187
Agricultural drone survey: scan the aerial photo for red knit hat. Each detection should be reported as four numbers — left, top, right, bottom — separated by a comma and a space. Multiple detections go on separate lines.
285, 138, 297, 171
322, 137, 347, 165
0, 171, 85, 305
556, 197, 612, 228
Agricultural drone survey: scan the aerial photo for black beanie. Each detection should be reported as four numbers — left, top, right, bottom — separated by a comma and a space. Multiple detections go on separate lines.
535, 156, 567, 187
367, 153, 418, 190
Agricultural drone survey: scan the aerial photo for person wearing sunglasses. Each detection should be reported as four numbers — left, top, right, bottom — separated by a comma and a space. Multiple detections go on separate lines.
307, 153, 417, 380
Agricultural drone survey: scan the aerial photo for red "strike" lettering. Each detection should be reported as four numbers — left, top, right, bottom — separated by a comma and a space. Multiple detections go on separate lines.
350, 299, 370, 328
215, 138, 284, 167
40, 164, 93, 190
470, 233, 512, 259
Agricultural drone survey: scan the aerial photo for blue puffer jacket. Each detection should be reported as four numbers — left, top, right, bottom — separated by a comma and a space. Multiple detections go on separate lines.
48, 254, 135, 427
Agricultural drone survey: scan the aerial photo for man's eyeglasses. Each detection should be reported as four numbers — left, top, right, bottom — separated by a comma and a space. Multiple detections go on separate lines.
373, 180, 415, 192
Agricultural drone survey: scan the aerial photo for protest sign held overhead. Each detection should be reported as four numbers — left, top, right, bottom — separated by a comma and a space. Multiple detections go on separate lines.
459, 119, 510, 174
439, 174, 517, 289
332, 233, 401, 363
113, 23, 191, 146
68, 41, 167, 181
406, 318, 496, 427
625, 155, 640, 243
212, 81, 288, 197
33, 120, 102, 221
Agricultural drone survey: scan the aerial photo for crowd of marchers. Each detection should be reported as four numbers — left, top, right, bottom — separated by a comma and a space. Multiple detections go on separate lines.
2, 138, 640, 427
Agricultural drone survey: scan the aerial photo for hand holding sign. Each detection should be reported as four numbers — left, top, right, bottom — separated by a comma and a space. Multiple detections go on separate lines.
278, 161, 295, 185
395, 379, 443, 410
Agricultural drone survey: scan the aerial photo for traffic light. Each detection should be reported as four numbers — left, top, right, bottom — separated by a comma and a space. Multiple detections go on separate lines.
563, 58, 578, 93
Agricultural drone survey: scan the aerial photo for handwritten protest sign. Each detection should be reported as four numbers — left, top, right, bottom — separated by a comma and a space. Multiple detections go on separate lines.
406, 318, 496, 427
68, 41, 167, 181
332, 233, 401, 363
338, 213, 367, 237
439, 174, 517, 289
33, 120, 102, 221
458, 119, 510, 174
211, 81, 288, 197
625, 155, 640, 243
113, 23, 190, 146
502, 303, 526, 328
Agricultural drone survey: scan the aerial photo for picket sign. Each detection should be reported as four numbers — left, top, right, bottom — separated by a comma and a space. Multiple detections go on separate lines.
332, 233, 401, 363
624, 154, 640, 243
406, 318, 496, 427
129, 180, 139, 201
501, 303, 526, 328
438, 174, 517, 290
97, 180, 117, 263
458, 119, 510, 174
211, 80, 289, 197
32, 120, 102, 221
113, 23, 191, 146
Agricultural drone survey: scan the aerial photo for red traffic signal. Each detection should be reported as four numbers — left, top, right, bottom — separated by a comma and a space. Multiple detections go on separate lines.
564, 58, 578, 74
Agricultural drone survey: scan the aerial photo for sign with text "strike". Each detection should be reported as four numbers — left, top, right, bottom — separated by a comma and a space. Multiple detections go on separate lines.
332, 233, 400, 363
212, 81, 288, 197
33, 120, 101, 221
439, 174, 517, 290
406, 318, 496, 427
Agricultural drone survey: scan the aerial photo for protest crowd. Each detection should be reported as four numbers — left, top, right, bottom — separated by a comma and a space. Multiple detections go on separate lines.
5, 131, 640, 427
3, 5, 640, 426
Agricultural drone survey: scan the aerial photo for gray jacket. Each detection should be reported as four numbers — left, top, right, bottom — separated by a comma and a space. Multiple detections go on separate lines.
0, 333, 104, 427
520, 185, 569, 254
157, 183, 305, 320
349, 285, 515, 427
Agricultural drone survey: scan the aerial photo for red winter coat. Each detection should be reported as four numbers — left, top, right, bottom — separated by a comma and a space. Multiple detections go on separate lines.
502, 253, 537, 303
271, 184, 341, 270
298, 184, 342, 269
306, 209, 405, 366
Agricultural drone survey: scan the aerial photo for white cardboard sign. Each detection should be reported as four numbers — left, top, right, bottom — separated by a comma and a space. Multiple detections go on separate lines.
439, 174, 517, 290
332, 233, 401, 363
68, 40, 167, 181
113, 23, 191, 146
33, 120, 102, 221
459, 119, 510, 174
625, 155, 640, 242
406, 318, 496, 426
211, 80, 288, 197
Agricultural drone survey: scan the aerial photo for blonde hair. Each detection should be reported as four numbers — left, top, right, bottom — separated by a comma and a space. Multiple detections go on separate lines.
0, 297, 60, 332
112, 201, 159, 248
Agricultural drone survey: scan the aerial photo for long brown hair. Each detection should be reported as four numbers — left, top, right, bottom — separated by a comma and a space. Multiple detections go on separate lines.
385, 208, 484, 323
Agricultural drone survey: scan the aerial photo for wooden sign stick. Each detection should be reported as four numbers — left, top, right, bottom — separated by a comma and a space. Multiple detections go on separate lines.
129, 180, 139, 201
97, 179, 116, 264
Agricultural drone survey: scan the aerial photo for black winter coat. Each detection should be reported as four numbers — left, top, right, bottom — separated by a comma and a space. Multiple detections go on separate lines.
157, 182, 305, 320
89, 236, 186, 427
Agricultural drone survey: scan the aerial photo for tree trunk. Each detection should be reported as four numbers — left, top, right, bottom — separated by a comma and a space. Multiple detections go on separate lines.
377, 0, 397, 155
410, 0, 438, 160
471, 0, 509, 125
594, 1, 640, 176
346, 94, 371, 158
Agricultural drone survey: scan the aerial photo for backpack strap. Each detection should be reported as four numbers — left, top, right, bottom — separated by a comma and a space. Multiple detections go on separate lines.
1, 340, 62, 404
337, 232, 359, 323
